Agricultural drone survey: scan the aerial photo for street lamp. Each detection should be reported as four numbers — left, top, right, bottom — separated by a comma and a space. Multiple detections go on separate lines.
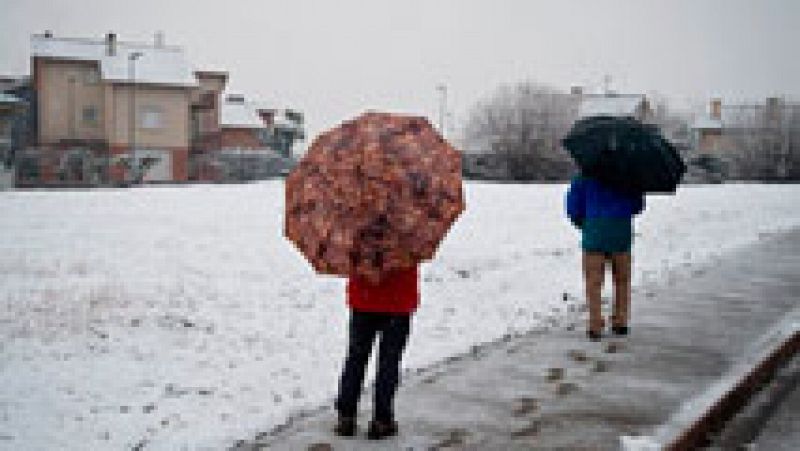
128, 51, 143, 185
436, 84, 447, 137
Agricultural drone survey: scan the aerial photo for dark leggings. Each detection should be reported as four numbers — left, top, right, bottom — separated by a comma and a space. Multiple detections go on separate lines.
335, 310, 411, 422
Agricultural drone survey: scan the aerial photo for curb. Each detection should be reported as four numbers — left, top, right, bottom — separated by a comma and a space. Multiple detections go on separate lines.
622, 308, 800, 450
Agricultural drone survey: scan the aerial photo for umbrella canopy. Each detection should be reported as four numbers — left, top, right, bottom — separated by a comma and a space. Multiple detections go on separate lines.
285, 111, 464, 282
562, 115, 686, 194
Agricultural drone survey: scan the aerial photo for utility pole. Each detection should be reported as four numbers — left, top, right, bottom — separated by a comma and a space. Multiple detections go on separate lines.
128, 51, 143, 185
603, 74, 612, 96
436, 84, 447, 137
68, 75, 77, 139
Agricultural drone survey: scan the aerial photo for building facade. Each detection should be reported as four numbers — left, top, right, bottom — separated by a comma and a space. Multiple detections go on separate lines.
692, 97, 800, 180
7, 32, 304, 187
23, 32, 198, 185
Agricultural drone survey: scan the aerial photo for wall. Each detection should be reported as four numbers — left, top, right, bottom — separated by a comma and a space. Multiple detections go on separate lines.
220, 127, 261, 149
110, 84, 191, 149
35, 58, 106, 144
35, 57, 192, 151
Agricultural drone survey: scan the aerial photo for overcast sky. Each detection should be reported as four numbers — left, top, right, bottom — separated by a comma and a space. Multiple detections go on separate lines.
2, 0, 799, 141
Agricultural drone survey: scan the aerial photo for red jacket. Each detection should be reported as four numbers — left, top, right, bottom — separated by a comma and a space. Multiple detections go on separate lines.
347, 266, 419, 314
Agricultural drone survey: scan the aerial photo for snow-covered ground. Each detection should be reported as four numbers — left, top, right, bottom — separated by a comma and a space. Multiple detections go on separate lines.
0, 182, 798, 450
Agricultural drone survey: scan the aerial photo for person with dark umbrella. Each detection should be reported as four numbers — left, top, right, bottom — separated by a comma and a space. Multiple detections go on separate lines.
562, 114, 683, 340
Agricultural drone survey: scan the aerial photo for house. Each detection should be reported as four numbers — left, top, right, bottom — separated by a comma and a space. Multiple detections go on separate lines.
11, 31, 305, 186
692, 97, 800, 153
692, 97, 800, 179
191, 94, 297, 181
220, 94, 266, 149
27, 31, 198, 185
692, 99, 726, 154
0, 92, 26, 189
0, 93, 24, 164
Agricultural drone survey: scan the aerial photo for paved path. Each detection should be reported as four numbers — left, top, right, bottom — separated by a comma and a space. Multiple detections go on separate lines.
745, 353, 800, 451
753, 377, 800, 450
235, 229, 800, 450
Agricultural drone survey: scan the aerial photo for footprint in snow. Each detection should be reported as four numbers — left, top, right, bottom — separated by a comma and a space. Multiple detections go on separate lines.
432, 428, 470, 449
556, 382, 579, 396
307, 444, 333, 451
567, 349, 589, 363
546, 367, 564, 382
593, 360, 610, 373
511, 420, 542, 438
511, 397, 539, 417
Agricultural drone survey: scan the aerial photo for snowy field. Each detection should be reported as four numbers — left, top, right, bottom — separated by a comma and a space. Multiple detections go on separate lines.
1, 182, 799, 450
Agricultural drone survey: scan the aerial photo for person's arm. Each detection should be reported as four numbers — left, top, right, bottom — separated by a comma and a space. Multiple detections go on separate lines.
566, 177, 586, 228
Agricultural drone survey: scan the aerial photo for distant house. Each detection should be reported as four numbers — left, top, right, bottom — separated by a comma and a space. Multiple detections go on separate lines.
219, 94, 268, 149
692, 97, 800, 179
694, 99, 790, 148
693, 97, 800, 152
13, 31, 305, 187
190, 94, 298, 181
27, 32, 202, 185
0, 93, 24, 164
0, 92, 25, 189
692, 99, 726, 155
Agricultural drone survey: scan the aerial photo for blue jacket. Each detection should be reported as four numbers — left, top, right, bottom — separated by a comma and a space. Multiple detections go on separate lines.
566, 176, 644, 252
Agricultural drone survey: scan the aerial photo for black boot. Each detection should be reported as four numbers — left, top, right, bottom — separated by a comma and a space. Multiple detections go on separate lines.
611, 325, 629, 336
367, 420, 398, 440
333, 416, 356, 437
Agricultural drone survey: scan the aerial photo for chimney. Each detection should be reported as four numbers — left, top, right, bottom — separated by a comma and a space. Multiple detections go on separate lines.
570, 86, 583, 96
710, 98, 722, 120
154, 31, 164, 48
766, 97, 782, 124
106, 32, 117, 56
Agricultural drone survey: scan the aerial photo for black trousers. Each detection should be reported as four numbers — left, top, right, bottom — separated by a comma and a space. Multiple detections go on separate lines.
335, 310, 411, 422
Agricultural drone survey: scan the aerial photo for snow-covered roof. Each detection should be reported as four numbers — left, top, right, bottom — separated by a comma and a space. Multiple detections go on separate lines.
579, 94, 645, 118
272, 114, 300, 129
220, 95, 266, 129
31, 35, 198, 87
693, 104, 788, 130
692, 116, 722, 130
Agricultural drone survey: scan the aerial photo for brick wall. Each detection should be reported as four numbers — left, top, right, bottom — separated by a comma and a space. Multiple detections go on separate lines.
220, 127, 261, 149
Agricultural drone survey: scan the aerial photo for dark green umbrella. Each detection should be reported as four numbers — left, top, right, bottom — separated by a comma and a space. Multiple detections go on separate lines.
562, 115, 686, 194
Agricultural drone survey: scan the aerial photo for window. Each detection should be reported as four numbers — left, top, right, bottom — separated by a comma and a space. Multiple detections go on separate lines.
84, 70, 100, 85
82, 106, 99, 125
140, 107, 163, 129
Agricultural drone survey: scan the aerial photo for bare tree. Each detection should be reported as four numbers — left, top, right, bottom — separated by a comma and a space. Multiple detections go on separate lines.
724, 100, 800, 181
463, 81, 578, 181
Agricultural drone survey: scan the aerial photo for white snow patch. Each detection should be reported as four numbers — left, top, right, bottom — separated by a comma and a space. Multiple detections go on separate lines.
0, 183, 799, 450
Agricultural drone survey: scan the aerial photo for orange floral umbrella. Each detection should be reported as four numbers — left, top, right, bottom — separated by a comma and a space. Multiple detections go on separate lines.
285, 111, 464, 282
